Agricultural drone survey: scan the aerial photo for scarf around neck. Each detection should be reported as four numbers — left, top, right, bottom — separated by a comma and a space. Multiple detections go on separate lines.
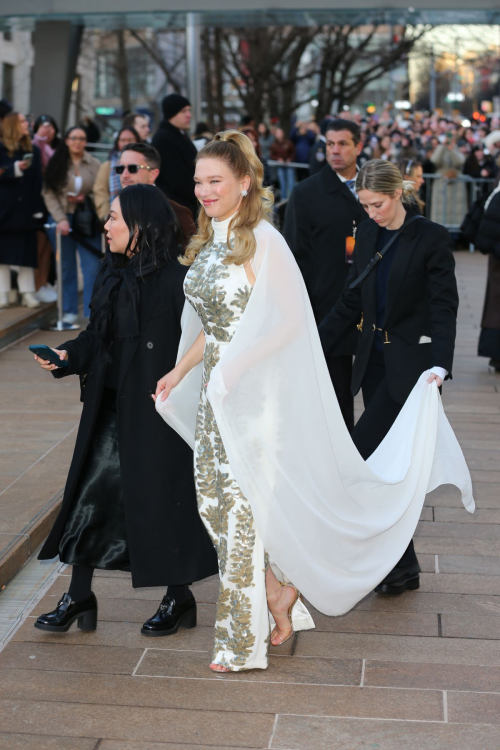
90, 250, 168, 363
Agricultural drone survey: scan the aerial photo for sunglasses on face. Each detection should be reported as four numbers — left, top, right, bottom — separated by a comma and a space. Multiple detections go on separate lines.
115, 164, 153, 175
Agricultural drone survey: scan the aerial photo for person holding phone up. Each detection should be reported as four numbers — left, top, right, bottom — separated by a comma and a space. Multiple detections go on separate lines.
0, 112, 43, 309
43, 126, 102, 325
32, 184, 217, 637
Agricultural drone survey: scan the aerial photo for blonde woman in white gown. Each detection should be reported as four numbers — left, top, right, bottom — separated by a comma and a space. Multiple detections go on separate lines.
155, 131, 474, 673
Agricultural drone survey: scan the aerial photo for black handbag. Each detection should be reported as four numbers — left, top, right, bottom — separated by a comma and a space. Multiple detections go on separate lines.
71, 196, 104, 259
72, 196, 98, 238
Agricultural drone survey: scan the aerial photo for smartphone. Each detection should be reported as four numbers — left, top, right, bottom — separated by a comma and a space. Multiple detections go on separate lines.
29, 344, 68, 368
22, 153, 33, 166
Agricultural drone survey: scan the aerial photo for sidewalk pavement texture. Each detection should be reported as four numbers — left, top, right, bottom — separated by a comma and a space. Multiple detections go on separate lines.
0, 251, 499, 749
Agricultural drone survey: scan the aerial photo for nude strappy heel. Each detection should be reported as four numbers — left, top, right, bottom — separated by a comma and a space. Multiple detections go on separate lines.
270, 581, 300, 647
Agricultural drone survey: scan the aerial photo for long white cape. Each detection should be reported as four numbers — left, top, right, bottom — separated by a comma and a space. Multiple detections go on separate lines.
157, 221, 474, 617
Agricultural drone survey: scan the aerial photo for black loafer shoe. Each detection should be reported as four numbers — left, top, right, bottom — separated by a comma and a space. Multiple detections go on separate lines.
375, 572, 420, 595
141, 594, 197, 637
34, 592, 98, 632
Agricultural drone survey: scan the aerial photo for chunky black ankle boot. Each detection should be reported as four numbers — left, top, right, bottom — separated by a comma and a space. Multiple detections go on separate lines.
34, 592, 98, 633
141, 594, 197, 637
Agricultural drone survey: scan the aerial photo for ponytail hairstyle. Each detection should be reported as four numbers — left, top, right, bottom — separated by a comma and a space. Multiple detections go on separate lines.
2, 112, 32, 157
356, 159, 415, 205
180, 129, 274, 267
397, 158, 425, 214
44, 126, 87, 194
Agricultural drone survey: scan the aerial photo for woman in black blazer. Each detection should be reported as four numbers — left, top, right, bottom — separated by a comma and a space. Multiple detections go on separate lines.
32, 185, 217, 636
319, 159, 458, 595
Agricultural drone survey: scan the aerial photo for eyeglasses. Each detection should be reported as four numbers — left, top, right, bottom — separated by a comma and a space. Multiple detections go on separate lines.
115, 164, 153, 175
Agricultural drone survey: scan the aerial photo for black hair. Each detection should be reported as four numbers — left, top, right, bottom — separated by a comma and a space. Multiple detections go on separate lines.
121, 142, 161, 170
194, 121, 211, 137
44, 125, 88, 193
0, 98, 13, 120
123, 112, 147, 129
117, 184, 181, 265
325, 118, 361, 145
112, 126, 140, 155
241, 114, 254, 127
33, 114, 61, 148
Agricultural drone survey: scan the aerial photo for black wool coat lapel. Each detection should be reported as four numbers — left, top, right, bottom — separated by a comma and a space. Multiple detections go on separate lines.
118, 273, 159, 392
383, 218, 420, 328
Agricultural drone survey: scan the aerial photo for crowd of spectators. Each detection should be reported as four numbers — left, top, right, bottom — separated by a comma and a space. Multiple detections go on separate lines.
2, 93, 500, 321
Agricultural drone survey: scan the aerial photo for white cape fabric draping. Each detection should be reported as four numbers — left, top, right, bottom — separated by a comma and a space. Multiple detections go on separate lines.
157, 220, 474, 617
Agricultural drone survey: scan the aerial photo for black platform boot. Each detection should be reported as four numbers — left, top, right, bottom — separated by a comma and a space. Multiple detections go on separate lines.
34, 592, 98, 632
374, 564, 421, 595
141, 594, 197, 637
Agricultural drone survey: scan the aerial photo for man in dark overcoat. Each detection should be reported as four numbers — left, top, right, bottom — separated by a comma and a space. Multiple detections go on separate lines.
283, 119, 367, 432
152, 94, 198, 218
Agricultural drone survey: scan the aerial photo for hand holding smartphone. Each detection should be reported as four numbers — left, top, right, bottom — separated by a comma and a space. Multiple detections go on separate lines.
29, 345, 69, 368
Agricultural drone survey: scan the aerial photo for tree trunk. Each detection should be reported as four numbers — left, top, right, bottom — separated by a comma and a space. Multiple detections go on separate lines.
115, 30, 131, 113
201, 28, 215, 129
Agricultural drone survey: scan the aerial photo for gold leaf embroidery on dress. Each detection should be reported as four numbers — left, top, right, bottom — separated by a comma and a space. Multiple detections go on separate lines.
187, 235, 269, 671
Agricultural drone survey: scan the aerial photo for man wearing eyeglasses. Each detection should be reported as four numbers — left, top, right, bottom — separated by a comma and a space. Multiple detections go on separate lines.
117, 143, 195, 248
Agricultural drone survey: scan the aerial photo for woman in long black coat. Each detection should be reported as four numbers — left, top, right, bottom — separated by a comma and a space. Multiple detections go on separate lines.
34, 184, 217, 636
320, 160, 458, 596
476, 186, 500, 371
0, 111, 43, 308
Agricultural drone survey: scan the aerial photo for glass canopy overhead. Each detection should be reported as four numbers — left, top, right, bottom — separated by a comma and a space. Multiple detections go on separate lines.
1, 7, 500, 30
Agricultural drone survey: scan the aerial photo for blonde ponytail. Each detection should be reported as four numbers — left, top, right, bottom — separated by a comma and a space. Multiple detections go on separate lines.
356, 159, 416, 205
180, 129, 274, 266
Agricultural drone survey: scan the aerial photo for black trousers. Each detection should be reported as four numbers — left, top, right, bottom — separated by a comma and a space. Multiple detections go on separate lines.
351, 347, 419, 573
326, 353, 354, 433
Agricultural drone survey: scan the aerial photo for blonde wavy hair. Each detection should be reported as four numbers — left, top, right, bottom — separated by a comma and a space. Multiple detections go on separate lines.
180, 129, 274, 266
356, 159, 415, 205
2, 112, 32, 157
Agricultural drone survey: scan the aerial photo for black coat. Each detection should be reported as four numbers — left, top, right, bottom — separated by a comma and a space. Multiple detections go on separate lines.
477, 191, 500, 332
319, 213, 459, 404
39, 261, 218, 588
0, 144, 43, 267
152, 121, 198, 218
283, 166, 368, 356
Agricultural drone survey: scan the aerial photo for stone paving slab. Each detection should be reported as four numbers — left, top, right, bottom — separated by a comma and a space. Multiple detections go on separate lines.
270, 716, 500, 750
0, 250, 499, 747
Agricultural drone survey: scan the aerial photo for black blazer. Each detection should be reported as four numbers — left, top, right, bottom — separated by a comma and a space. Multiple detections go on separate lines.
283, 166, 367, 356
39, 261, 217, 588
319, 212, 459, 404
152, 121, 198, 218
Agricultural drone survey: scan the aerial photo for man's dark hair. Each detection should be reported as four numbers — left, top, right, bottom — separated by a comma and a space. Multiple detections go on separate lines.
123, 112, 146, 129
121, 142, 161, 170
325, 119, 361, 145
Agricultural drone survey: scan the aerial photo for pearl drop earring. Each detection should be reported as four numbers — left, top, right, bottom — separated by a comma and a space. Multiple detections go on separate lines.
241, 189, 248, 197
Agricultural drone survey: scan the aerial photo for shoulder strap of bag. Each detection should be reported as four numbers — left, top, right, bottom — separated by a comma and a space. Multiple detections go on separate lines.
349, 214, 423, 290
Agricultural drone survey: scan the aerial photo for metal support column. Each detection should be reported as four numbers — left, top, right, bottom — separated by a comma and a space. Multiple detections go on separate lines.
186, 12, 202, 127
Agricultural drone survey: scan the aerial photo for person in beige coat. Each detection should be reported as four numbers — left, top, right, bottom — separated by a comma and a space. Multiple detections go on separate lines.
43, 126, 102, 323
430, 137, 466, 227
93, 126, 140, 221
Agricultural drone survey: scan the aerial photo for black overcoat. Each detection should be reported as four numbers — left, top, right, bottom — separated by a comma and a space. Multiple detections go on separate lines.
283, 166, 367, 356
319, 213, 459, 404
0, 143, 43, 267
39, 261, 218, 588
152, 121, 198, 218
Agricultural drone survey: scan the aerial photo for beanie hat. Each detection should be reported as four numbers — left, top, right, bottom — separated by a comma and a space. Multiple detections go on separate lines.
162, 94, 191, 121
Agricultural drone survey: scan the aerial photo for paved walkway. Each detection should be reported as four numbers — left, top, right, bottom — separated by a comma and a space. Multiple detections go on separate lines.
0, 251, 499, 749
